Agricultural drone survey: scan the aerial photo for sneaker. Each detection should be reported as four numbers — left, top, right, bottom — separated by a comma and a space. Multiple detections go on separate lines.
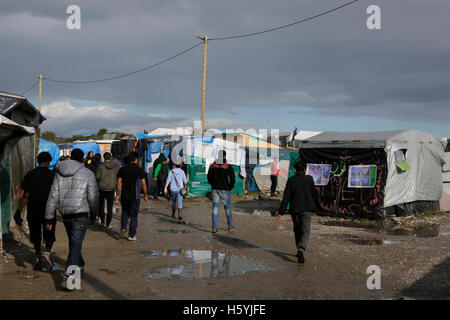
212, 228, 218, 234
41, 251, 52, 267
127, 236, 137, 241
119, 229, 127, 239
297, 250, 305, 264
228, 226, 234, 232
107, 225, 112, 230
60, 274, 74, 291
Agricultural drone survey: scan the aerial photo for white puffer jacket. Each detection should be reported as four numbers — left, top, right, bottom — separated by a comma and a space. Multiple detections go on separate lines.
45, 160, 99, 220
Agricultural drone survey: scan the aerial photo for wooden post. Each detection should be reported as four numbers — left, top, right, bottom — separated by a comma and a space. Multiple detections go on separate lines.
197, 35, 208, 136
34, 74, 43, 167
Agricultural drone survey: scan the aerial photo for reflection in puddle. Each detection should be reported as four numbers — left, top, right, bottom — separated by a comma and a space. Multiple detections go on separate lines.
143, 250, 278, 280
236, 209, 277, 217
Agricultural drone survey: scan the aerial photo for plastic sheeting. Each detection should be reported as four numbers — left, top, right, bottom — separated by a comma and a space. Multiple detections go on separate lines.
38, 138, 60, 168
440, 152, 450, 212
172, 138, 246, 178
71, 142, 101, 157
253, 159, 290, 193
0, 114, 35, 167
384, 130, 446, 207
186, 156, 244, 198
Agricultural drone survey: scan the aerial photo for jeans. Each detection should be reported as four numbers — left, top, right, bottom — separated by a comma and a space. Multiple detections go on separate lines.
270, 175, 278, 194
291, 211, 312, 251
120, 199, 140, 237
211, 189, 234, 230
99, 190, 115, 225
63, 215, 88, 275
170, 191, 183, 209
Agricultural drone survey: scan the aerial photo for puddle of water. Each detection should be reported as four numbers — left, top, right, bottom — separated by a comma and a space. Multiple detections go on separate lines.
321, 219, 440, 237
151, 229, 195, 234
142, 249, 278, 280
348, 238, 383, 246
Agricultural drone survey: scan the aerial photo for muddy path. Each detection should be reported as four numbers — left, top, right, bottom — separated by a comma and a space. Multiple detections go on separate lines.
1, 196, 449, 300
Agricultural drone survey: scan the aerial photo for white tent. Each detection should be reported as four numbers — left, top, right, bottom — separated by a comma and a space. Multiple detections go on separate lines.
384, 130, 446, 208
253, 159, 290, 193
294, 130, 322, 141
173, 137, 247, 177
440, 152, 450, 212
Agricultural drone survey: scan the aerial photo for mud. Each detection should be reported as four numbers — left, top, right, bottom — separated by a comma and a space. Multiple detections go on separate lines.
0, 196, 449, 300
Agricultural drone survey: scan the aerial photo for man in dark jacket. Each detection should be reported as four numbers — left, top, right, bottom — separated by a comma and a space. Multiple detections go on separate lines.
96, 152, 119, 228
14, 152, 56, 270
207, 150, 235, 233
153, 157, 170, 200
116, 152, 148, 241
277, 161, 319, 264
45, 148, 99, 290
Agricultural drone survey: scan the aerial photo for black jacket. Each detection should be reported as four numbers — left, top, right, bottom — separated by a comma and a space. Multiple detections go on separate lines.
207, 162, 235, 191
278, 173, 319, 215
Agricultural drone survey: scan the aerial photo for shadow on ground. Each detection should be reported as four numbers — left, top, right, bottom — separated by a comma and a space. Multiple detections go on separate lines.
400, 256, 450, 299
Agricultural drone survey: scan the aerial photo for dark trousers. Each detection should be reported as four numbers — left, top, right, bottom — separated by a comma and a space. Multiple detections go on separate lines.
99, 190, 115, 225
120, 199, 140, 237
28, 217, 56, 244
270, 175, 278, 194
291, 211, 312, 251
63, 215, 88, 275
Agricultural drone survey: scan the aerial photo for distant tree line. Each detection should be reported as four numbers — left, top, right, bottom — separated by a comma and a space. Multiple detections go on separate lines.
41, 128, 108, 144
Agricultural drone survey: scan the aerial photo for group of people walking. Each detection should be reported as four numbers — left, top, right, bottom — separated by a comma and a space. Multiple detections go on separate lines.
12, 146, 318, 291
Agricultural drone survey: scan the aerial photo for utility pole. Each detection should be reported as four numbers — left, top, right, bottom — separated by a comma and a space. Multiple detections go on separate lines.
34, 74, 43, 166
197, 35, 208, 136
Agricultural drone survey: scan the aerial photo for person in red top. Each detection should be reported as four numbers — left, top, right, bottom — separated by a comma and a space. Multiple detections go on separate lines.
270, 157, 279, 197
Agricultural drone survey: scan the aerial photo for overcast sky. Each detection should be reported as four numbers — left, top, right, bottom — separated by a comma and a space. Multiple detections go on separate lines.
1, 0, 449, 137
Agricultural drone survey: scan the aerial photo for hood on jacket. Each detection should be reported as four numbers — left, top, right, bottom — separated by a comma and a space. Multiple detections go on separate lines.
104, 161, 117, 169
172, 168, 184, 176
56, 160, 85, 177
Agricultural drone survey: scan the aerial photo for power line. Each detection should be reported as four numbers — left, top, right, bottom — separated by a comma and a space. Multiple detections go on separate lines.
43, 41, 203, 84
20, 80, 39, 95
208, 0, 361, 41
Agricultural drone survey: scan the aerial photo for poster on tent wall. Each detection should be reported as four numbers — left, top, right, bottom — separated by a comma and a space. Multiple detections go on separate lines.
306, 164, 332, 186
348, 165, 377, 188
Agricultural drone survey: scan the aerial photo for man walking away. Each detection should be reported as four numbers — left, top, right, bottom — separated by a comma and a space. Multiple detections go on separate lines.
14, 152, 56, 270
164, 162, 187, 220
116, 152, 148, 241
96, 152, 119, 229
207, 150, 235, 234
152, 153, 166, 199
270, 157, 279, 197
45, 148, 99, 290
277, 161, 319, 264
154, 157, 170, 200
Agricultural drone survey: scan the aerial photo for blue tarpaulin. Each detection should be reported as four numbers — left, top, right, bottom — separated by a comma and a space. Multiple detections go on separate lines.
38, 138, 60, 168
71, 142, 100, 157
150, 142, 163, 153
137, 132, 168, 139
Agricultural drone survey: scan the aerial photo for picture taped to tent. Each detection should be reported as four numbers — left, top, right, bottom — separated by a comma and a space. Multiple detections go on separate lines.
348, 165, 377, 188
306, 164, 332, 186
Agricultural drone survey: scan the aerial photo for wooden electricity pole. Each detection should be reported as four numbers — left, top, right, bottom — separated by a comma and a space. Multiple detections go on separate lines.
197, 35, 208, 136
34, 74, 43, 166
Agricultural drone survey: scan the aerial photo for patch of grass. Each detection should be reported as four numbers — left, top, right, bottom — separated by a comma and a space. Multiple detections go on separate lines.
414, 207, 445, 218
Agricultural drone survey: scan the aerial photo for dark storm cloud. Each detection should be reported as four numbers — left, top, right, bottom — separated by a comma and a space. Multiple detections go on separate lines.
1, 0, 449, 125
